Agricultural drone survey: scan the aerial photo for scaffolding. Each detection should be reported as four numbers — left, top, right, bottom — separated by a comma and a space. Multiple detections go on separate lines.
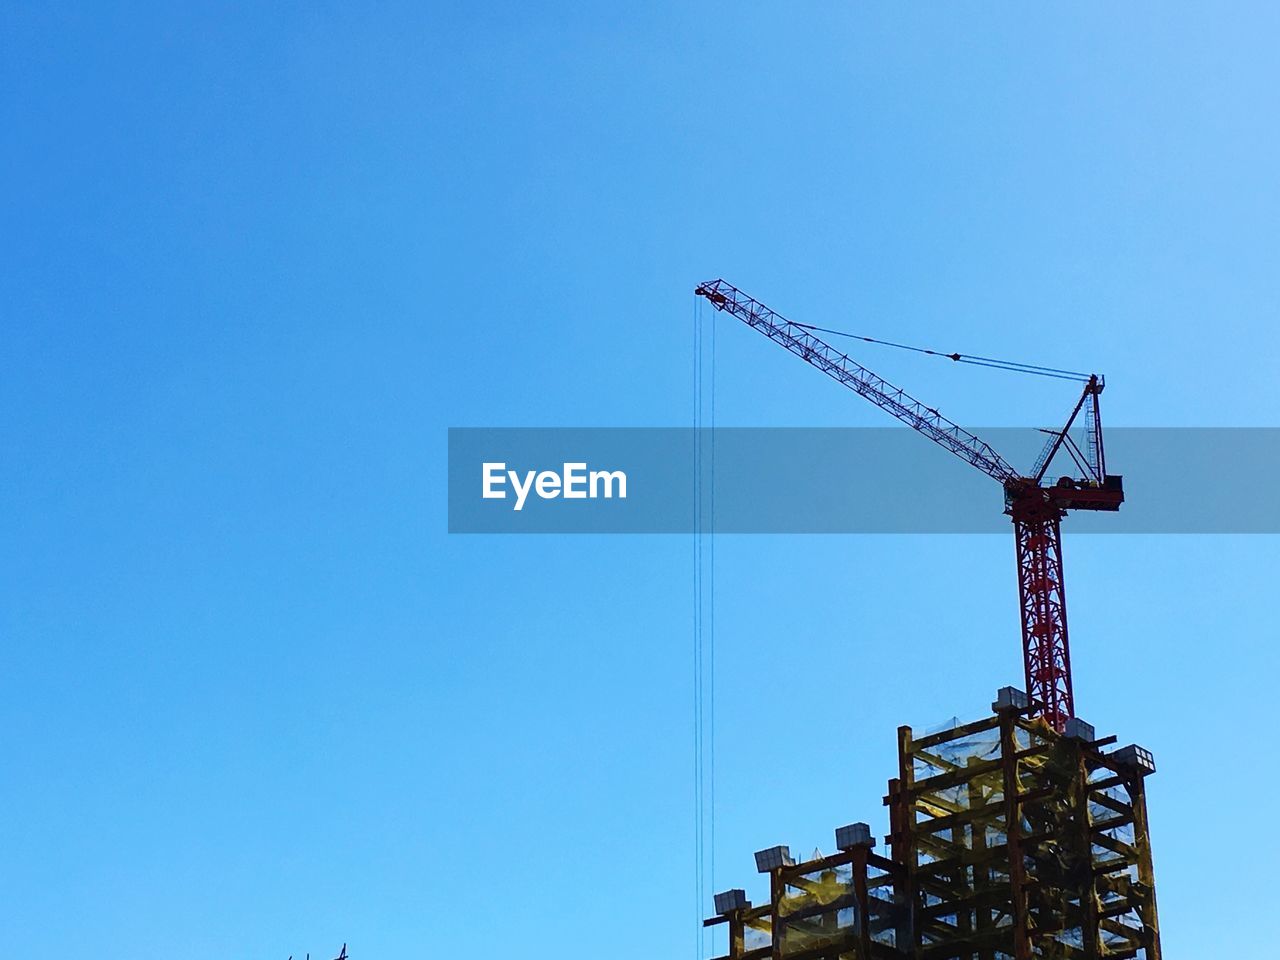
705, 691, 1160, 960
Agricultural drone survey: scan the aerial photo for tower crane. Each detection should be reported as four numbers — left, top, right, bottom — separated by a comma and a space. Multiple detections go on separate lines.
694, 279, 1123, 732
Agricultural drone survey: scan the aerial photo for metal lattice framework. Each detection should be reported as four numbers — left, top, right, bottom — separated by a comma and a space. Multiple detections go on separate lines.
705, 705, 1162, 960
1012, 506, 1073, 730
694, 280, 1019, 484
886, 710, 1161, 959
695, 280, 1124, 731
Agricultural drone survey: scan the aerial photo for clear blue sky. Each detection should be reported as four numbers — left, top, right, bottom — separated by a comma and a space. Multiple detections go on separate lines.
3, 3, 1277, 957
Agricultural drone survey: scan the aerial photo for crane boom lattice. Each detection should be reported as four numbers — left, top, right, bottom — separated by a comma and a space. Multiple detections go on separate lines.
694, 280, 1019, 484
695, 278, 1124, 732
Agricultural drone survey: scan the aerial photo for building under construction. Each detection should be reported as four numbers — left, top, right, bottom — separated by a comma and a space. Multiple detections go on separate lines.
704, 688, 1159, 960
693, 282, 1163, 960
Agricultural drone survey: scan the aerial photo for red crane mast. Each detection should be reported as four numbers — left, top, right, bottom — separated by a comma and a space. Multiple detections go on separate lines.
694, 279, 1123, 731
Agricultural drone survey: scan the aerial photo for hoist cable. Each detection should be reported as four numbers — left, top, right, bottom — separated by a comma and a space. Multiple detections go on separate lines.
692, 295, 718, 959
708, 300, 716, 908
692, 296, 704, 960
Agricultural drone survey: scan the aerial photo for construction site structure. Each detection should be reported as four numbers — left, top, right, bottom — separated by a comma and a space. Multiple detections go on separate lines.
694, 280, 1125, 732
705, 689, 1160, 960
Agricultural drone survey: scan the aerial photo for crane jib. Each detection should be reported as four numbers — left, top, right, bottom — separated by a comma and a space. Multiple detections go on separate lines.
695, 279, 1019, 485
